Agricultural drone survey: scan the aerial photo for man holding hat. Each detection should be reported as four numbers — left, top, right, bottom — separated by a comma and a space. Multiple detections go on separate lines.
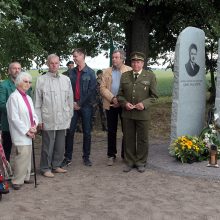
118, 51, 158, 173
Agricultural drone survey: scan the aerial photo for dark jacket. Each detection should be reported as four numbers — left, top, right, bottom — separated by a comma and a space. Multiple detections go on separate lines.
0, 79, 32, 131
69, 65, 97, 108
118, 69, 158, 120
185, 61, 200, 77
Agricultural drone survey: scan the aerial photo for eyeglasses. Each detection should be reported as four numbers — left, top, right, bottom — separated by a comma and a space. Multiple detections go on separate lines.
23, 80, 32, 84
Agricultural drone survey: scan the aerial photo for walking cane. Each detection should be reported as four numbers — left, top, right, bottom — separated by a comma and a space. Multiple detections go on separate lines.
32, 139, 37, 188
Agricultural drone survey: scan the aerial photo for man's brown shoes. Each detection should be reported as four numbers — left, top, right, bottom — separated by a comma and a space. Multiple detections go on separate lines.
53, 167, 67, 173
43, 171, 55, 178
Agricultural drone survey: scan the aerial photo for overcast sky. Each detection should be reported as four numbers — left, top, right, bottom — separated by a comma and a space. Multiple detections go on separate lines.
32, 51, 168, 70
85, 52, 110, 70
32, 51, 110, 70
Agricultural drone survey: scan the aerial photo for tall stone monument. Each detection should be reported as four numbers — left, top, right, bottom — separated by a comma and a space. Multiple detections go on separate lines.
214, 39, 220, 123
171, 27, 206, 141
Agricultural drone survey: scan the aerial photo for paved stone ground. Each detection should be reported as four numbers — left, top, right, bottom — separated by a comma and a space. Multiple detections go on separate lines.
148, 140, 220, 180
73, 132, 220, 181
73, 132, 220, 180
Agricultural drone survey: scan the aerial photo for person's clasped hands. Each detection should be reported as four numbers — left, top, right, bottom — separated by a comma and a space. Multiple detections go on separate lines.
26, 126, 37, 139
125, 102, 144, 111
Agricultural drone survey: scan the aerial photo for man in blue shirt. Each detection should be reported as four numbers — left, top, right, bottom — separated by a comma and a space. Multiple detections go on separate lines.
100, 50, 132, 166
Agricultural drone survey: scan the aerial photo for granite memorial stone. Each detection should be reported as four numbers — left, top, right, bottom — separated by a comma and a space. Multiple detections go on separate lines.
171, 27, 206, 141
214, 39, 220, 127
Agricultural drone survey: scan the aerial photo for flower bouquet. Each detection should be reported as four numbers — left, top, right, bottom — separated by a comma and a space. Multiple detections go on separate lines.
169, 135, 209, 163
200, 124, 220, 157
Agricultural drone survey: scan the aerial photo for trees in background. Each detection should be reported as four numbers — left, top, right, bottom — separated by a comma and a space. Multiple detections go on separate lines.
0, 0, 44, 75
1, 0, 220, 86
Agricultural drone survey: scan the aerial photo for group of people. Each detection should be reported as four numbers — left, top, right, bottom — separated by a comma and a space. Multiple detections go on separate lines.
100, 50, 158, 172
0, 48, 158, 191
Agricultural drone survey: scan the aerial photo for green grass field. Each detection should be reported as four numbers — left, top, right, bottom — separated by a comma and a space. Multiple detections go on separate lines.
154, 69, 211, 97
154, 69, 173, 97
29, 68, 66, 88
29, 68, 175, 97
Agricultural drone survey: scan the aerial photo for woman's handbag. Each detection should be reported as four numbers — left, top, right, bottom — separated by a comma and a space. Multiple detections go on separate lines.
0, 173, 9, 194
0, 143, 13, 180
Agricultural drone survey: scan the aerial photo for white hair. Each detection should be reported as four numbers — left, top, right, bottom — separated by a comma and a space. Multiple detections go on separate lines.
47, 54, 60, 64
113, 49, 126, 61
15, 72, 32, 87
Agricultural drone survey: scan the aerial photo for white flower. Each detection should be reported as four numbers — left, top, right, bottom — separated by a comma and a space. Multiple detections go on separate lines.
214, 113, 220, 121
204, 133, 209, 137
212, 130, 217, 134
204, 137, 210, 143
209, 124, 214, 129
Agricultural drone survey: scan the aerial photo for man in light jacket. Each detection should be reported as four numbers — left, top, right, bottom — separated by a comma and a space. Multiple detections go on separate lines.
100, 49, 132, 166
34, 54, 73, 178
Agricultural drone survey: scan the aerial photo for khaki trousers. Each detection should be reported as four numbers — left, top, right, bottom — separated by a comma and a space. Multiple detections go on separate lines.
12, 145, 32, 185
123, 118, 149, 167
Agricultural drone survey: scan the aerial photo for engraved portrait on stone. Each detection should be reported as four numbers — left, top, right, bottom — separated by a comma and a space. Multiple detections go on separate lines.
185, 43, 200, 77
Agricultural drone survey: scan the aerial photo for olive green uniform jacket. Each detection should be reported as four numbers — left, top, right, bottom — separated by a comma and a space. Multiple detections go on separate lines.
118, 69, 158, 120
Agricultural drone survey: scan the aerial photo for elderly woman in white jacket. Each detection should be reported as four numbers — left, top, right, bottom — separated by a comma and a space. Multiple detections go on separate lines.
6, 72, 38, 190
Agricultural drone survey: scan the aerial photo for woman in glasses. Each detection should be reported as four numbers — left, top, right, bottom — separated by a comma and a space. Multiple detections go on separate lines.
6, 72, 38, 190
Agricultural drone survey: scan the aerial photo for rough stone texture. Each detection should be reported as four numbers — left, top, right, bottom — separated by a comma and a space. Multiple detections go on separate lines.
171, 27, 206, 142
215, 39, 220, 125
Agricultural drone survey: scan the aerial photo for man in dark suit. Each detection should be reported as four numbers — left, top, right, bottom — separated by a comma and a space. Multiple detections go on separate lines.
185, 43, 200, 77
118, 52, 158, 173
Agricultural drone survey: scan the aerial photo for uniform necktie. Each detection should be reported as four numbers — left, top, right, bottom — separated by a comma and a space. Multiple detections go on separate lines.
134, 73, 138, 80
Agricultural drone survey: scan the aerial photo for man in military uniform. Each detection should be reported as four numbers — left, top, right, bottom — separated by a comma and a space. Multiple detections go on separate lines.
118, 52, 158, 173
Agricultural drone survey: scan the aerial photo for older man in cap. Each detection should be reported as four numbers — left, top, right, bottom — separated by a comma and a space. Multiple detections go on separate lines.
118, 52, 158, 173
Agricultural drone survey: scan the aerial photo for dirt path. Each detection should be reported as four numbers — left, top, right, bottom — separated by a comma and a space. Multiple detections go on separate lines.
1, 133, 220, 220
